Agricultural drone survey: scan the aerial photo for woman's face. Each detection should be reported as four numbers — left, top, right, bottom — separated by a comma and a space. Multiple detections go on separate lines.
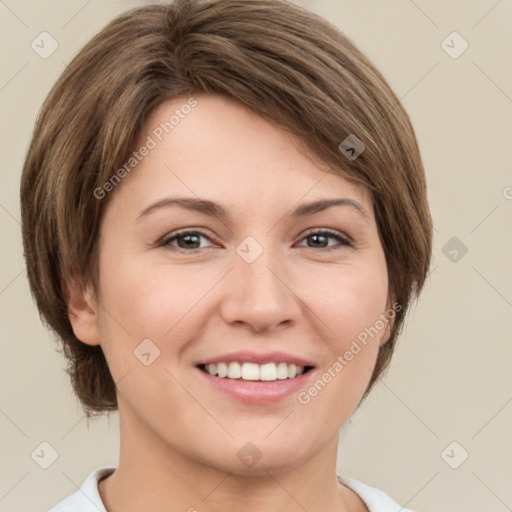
74, 93, 393, 474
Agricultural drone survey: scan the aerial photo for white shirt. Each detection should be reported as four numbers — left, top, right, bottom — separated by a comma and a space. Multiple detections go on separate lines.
48, 467, 413, 512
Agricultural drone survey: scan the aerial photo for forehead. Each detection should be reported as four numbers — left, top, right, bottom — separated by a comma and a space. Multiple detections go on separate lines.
109, 93, 373, 219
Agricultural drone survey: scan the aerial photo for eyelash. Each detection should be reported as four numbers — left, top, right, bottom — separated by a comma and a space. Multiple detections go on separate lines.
159, 228, 352, 253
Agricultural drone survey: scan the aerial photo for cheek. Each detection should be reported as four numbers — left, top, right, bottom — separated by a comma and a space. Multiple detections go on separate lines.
99, 236, 187, 325
96, 250, 216, 362
304, 259, 389, 343
94, 258, 204, 410
294, 269, 387, 419
305, 258, 388, 386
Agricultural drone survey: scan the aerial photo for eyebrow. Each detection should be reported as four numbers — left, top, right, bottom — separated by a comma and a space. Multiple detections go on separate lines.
136, 196, 369, 222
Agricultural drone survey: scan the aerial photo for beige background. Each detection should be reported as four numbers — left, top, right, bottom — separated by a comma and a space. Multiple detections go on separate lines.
1, 1, 511, 511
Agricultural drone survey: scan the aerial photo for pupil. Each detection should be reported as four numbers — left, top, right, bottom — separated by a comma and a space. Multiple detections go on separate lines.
310, 234, 326, 247
180, 234, 199, 248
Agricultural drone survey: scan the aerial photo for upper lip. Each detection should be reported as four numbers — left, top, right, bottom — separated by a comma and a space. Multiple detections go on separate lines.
196, 351, 316, 367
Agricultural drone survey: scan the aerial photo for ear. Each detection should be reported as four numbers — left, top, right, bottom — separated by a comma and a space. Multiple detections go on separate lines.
379, 296, 397, 347
65, 276, 101, 346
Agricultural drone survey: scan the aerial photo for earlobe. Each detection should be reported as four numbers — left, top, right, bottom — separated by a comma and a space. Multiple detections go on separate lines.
379, 297, 396, 347
66, 277, 101, 346
379, 321, 392, 347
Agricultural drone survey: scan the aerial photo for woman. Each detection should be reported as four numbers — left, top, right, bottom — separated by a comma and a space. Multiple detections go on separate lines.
20, 0, 432, 510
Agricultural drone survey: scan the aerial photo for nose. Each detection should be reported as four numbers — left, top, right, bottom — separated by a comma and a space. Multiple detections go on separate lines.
219, 244, 302, 334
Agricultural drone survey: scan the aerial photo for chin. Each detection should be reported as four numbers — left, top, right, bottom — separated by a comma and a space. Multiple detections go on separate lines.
203, 437, 312, 477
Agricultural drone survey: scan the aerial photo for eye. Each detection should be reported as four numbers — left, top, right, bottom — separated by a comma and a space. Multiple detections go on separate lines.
159, 228, 352, 253
160, 230, 215, 252
296, 229, 352, 250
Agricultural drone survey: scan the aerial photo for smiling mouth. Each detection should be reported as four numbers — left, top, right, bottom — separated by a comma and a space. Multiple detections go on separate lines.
197, 362, 314, 381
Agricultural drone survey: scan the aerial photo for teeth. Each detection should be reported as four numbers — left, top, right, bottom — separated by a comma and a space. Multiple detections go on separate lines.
227, 361, 241, 379
276, 362, 288, 379
241, 362, 259, 380
204, 361, 307, 381
217, 362, 228, 378
260, 362, 277, 381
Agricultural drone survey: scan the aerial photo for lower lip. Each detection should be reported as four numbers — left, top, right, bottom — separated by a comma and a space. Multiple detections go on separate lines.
195, 366, 315, 404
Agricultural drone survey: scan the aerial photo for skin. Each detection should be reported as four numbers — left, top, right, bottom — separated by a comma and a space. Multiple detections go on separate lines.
67, 93, 394, 512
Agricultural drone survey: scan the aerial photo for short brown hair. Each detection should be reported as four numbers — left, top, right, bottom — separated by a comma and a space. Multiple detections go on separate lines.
20, 0, 432, 417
